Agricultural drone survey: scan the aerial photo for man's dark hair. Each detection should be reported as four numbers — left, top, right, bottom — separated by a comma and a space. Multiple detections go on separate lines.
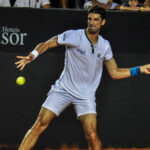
88, 5, 106, 20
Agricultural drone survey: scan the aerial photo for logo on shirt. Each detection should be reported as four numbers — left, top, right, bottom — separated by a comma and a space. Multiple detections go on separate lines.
77, 49, 86, 55
63, 33, 67, 41
97, 53, 101, 57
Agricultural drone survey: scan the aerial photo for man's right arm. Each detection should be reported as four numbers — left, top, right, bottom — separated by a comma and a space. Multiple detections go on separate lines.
33, 36, 59, 56
120, 5, 141, 11
15, 36, 59, 71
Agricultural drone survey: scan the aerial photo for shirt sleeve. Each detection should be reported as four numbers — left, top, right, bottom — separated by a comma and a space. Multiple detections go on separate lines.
104, 41, 113, 60
2, 0, 10, 6
42, 0, 50, 6
14, 0, 24, 7
58, 30, 81, 47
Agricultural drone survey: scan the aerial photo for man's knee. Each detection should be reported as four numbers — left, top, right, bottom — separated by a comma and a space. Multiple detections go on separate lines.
31, 118, 49, 135
86, 130, 98, 145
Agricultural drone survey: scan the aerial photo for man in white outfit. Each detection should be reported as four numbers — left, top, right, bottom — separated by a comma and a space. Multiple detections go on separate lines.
15, 6, 150, 150
14, 0, 50, 8
0, 0, 10, 6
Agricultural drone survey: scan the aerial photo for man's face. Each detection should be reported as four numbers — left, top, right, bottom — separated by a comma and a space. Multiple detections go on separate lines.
87, 13, 105, 34
129, 0, 138, 7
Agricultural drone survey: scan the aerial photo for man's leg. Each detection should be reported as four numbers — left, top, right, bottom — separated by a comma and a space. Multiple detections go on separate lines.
19, 107, 56, 150
79, 114, 102, 150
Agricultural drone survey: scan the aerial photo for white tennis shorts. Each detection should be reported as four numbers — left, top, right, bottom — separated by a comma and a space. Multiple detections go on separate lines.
42, 83, 96, 118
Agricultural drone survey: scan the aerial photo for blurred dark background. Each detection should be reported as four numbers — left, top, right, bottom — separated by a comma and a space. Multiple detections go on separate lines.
0, 8, 150, 149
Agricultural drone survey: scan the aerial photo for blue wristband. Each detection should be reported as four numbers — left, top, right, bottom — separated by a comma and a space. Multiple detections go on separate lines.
130, 66, 141, 76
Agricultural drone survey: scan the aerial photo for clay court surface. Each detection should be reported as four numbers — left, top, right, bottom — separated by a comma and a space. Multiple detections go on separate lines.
1, 144, 150, 150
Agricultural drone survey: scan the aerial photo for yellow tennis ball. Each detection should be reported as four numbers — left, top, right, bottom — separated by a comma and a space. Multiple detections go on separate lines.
16, 76, 26, 86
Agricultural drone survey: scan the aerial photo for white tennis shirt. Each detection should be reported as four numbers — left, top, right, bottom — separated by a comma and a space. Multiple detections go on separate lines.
14, 0, 50, 8
55, 29, 113, 100
0, 0, 10, 6
84, 0, 119, 9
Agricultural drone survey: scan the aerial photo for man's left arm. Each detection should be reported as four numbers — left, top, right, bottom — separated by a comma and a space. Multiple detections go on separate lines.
42, 0, 51, 8
104, 57, 150, 80
42, 4, 50, 8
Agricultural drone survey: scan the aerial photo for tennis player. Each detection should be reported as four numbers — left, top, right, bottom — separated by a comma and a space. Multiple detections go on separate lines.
15, 6, 150, 150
